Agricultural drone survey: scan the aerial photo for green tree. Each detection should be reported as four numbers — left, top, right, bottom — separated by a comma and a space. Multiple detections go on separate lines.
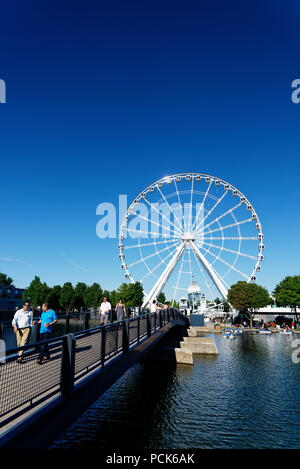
157, 292, 166, 304
117, 283, 129, 303
72, 282, 88, 311
102, 290, 111, 302
83, 283, 103, 310
23, 276, 50, 307
115, 282, 144, 307
274, 275, 300, 321
59, 282, 74, 314
46, 285, 62, 311
109, 290, 118, 307
227, 281, 271, 328
0, 273, 13, 287
131, 282, 144, 306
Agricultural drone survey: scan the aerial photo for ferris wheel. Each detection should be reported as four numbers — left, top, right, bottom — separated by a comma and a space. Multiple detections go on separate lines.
118, 173, 264, 308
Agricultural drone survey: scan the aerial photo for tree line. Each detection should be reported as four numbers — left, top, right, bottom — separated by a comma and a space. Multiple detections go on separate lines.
227, 275, 300, 328
0, 272, 299, 320
20, 276, 144, 313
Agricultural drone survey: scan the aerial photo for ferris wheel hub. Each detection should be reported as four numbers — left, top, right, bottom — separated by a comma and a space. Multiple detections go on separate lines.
181, 232, 196, 241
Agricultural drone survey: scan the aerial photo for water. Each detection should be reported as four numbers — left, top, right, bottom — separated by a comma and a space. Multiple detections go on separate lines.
50, 332, 300, 449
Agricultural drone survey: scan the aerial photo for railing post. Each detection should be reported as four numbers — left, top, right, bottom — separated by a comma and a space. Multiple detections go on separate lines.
137, 315, 140, 343
147, 313, 151, 337
122, 319, 129, 354
32, 323, 40, 350
60, 334, 75, 398
83, 312, 90, 330
66, 315, 70, 334
101, 327, 106, 366
154, 310, 157, 330
159, 309, 163, 328
115, 323, 119, 352
0, 323, 3, 340
167, 308, 170, 323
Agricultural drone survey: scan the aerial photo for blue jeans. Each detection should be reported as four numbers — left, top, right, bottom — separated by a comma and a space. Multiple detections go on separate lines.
39, 332, 52, 360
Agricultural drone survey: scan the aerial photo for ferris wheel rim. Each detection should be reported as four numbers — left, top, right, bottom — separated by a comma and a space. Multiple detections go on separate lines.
118, 172, 264, 299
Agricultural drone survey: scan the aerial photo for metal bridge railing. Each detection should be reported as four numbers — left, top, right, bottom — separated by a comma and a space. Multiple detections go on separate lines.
0, 308, 183, 430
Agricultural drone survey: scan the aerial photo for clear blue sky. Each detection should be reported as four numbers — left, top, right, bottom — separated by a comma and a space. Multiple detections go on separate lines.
0, 0, 299, 295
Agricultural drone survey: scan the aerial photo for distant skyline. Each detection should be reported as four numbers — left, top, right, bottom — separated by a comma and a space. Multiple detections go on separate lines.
0, 0, 299, 297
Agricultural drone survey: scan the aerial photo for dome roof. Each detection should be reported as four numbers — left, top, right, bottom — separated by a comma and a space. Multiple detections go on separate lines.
187, 281, 201, 294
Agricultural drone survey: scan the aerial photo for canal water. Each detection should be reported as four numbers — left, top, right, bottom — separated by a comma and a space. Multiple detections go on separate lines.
50, 332, 300, 449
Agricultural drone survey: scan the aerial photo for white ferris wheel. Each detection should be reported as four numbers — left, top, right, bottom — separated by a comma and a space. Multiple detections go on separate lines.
118, 173, 264, 308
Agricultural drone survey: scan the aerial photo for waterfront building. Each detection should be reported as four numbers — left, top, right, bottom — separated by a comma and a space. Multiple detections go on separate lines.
0, 285, 25, 311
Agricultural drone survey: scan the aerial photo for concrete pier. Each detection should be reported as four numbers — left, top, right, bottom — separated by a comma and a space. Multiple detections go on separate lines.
174, 348, 193, 365
187, 326, 222, 335
180, 337, 219, 355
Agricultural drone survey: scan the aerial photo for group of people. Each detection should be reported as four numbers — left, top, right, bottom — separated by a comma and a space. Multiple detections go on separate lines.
12, 301, 57, 364
97, 298, 169, 323
98, 297, 127, 324
12, 298, 169, 363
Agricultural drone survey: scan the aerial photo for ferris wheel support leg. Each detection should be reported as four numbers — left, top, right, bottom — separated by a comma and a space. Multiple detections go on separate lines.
142, 242, 186, 309
190, 241, 228, 301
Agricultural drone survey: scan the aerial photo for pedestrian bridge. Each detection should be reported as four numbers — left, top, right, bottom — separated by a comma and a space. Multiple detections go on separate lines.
0, 309, 187, 449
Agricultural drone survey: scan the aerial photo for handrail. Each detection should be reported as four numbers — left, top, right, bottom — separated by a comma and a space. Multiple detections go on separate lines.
0, 308, 184, 430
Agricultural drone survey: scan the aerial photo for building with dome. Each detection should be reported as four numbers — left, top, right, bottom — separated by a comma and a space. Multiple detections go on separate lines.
187, 281, 202, 310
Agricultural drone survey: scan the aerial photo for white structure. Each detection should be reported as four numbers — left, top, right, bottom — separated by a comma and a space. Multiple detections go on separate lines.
254, 306, 297, 322
118, 173, 264, 309
187, 281, 201, 310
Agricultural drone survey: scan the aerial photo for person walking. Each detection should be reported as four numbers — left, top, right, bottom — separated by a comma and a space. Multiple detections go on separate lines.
150, 300, 157, 313
37, 302, 57, 364
115, 299, 126, 322
12, 301, 34, 363
99, 296, 111, 325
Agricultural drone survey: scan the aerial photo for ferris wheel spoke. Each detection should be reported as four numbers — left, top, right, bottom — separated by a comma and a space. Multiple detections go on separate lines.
199, 243, 250, 280
141, 242, 186, 308
172, 250, 187, 307
156, 185, 184, 233
188, 247, 193, 285
124, 227, 180, 238
128, 241, 179, 268
190, 179, 213, 231
143, 198, 183, 236
202, 241, 257, 260
199, 252, 231, 290
129, 209, 182, 237
124, 238, 176, 250
192, 249, 215, 300
195, 201, 242, 235
201, 236, 257, 241
139, 243, 181, 283
192, 190, 228, 232
188, 176, 194, 232
174, 180, 188, 232
190, 241, 228, 299
201, 218, 253, 236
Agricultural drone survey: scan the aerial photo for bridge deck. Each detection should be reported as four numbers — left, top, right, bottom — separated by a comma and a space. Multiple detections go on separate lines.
0, 310, 187, 448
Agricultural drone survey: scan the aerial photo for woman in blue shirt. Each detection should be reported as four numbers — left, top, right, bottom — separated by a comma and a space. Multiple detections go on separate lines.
38, 302, 57, 364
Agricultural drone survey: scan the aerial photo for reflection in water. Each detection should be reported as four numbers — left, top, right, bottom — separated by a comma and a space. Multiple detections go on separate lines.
50, 333, 300, 449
